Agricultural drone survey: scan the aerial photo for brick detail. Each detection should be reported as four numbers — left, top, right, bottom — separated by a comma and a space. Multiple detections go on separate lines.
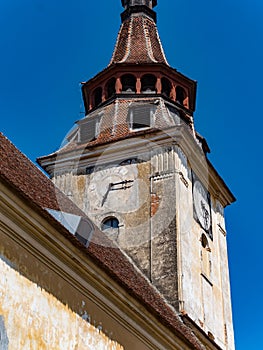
151, 193, 160, 217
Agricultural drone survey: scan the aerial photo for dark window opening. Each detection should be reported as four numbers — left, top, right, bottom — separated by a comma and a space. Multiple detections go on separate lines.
121, 74, 136, 93
176, 86, 186, 105
201, 233, 209, 249
141, 74, 157, 93
75, 218, 93, 247
161, 77, 172, 97
128, 104, 156, 129
120, 158, 138, 165
75, 233, 88, 246
93, 87, 102, 107
106, 78, 116, 99
86, 166, 95, 175
101, 217, 119, 231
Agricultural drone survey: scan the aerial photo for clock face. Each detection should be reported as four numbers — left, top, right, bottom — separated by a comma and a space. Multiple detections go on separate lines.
88, 164, 147, 213
193, 176, 212, 236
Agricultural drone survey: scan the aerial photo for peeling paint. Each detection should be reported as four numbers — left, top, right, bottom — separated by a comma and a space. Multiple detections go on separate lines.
0, 258, 123, 350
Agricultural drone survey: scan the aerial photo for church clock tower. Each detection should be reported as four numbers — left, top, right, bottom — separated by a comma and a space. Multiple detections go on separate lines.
38, 1, 235, 349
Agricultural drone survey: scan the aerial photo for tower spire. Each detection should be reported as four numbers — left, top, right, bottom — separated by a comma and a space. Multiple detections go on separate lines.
110, 0, 166, 65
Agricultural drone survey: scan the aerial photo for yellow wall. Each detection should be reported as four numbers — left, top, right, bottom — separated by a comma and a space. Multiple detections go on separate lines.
0, 257, 123, 350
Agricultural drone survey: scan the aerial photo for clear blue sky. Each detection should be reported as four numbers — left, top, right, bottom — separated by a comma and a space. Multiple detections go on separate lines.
1, 1, 262, 348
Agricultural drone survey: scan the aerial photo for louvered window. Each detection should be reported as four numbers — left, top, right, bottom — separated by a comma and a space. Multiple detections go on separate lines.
128, 104, 156, 130
79, 115, 101, 143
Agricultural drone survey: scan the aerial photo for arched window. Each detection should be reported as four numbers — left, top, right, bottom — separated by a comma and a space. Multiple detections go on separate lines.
201, 233, 209, 249
121, 74, 136, 93
93, 87, 102, 107
141, 74, 157, 93
161, 77, 172, 97
175, 86, 186, 105
106, 78, 116, 99
200, 233, 211, 277
101, 217, 119, 231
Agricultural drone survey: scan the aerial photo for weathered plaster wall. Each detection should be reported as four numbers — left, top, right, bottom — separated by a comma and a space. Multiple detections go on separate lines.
53, 143, 234, 350
177, 148, 235, 350
0, 258, 123, 350
54, 159, 152, 277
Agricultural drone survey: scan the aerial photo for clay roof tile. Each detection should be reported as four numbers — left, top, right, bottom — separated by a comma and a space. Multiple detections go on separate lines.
110, 14, 168, 65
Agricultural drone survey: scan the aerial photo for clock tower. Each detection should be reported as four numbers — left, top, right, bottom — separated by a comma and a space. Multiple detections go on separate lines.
38, 1, 235, 349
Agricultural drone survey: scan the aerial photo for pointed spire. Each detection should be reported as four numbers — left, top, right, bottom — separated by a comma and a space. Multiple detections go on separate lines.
110, 0, 168, 65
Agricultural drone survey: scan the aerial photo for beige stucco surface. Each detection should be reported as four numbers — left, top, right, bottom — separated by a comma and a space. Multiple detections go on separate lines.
52, 135, 235, 350
0, 258, 123, 350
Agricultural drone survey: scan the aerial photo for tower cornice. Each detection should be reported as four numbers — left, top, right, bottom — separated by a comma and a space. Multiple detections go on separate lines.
81, 62, 197, 113
37, 125, 236, 208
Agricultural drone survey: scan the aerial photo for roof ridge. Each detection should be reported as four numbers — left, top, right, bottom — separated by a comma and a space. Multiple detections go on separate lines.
120, 15, 133, 63
0, 133, 84, 216
154, 20, 169, 65
143, 16, 158, 63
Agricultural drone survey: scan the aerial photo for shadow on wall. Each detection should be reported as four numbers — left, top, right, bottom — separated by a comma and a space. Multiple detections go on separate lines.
0, 316, 9, 349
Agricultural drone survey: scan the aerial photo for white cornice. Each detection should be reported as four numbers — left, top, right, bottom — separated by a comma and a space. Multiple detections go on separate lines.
41, 126, 235, 207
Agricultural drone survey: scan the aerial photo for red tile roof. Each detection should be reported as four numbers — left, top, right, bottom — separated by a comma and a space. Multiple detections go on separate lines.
0, 132, 207, 349
38, 97, 192, 163
109, 13, 168, 65
0, 133, 83, 216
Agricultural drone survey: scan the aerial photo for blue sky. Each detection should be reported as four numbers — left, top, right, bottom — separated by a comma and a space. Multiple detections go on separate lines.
0, 0, 262, 348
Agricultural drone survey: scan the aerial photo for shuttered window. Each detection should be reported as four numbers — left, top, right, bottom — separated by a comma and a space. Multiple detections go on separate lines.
128, 104, 156, 130
79, 115, 101, 143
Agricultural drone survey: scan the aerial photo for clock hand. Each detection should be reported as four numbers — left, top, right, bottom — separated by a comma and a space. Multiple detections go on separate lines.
110, 179, 134, 190
101, 183, 113, 207
101, 180, 134, 206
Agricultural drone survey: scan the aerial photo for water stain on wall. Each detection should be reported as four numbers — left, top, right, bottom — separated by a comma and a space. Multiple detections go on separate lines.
0, 315, 9, 349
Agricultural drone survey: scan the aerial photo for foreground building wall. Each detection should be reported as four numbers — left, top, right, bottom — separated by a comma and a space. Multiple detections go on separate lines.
0, 152, 211, 350
0, 258, 122, 350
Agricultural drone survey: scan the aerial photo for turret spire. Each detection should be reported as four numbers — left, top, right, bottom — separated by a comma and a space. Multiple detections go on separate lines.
110, 0, 167, 65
